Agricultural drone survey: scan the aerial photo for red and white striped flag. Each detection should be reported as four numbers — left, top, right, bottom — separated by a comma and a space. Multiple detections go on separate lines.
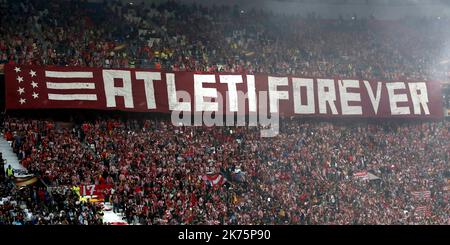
411, 191, 431, 200
415, 206, 431, 216
106, 222, 128, 225
6, 65, 99, 109
353, 171, 369, 180
202, 173, 227, 186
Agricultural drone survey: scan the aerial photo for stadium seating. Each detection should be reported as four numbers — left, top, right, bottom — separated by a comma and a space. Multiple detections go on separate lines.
0, 0, 449, 225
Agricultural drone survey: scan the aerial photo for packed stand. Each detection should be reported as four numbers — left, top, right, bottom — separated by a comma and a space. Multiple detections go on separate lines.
2, 116, 448, 225
0, 154, 104, 224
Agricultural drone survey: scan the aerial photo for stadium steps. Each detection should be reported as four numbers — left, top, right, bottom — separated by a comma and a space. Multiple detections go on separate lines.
0, 137, 29, 177
102, 202, 129, 225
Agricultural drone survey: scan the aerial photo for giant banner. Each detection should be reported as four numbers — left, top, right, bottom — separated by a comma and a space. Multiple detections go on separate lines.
4, 64, 443, 118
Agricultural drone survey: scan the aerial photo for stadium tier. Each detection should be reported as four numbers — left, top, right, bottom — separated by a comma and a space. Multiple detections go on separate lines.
0, 0, 449, 227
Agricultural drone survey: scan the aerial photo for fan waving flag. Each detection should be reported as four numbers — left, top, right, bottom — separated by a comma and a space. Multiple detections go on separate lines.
353, 171, 369, 180
5, 65, 102, 109
202, 173, 227, 187
411, 190, 431, 200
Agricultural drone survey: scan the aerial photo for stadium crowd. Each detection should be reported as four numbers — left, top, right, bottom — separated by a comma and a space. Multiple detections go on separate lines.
1, 0, 450, 81
0, 154, 104, 225
0, 0, 449, 225
1, 116, 448, 225
0, 180, 104, 225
